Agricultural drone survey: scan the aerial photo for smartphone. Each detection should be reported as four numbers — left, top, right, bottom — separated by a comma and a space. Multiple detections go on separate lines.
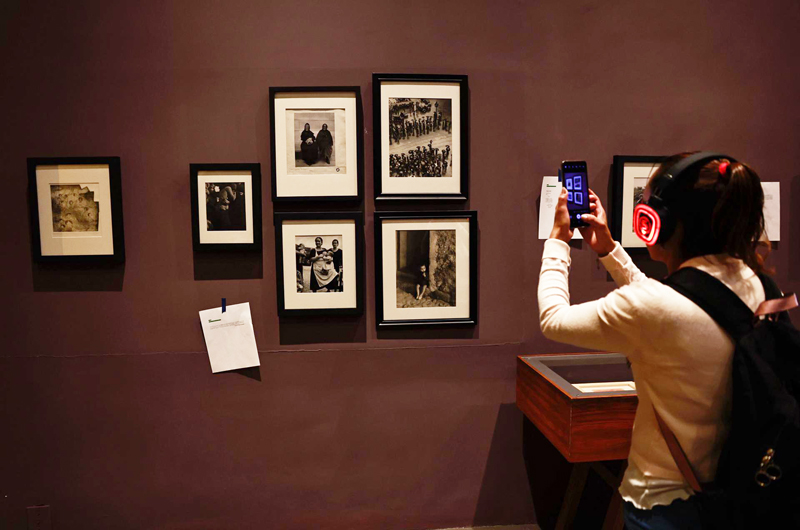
558, 160, 590, 228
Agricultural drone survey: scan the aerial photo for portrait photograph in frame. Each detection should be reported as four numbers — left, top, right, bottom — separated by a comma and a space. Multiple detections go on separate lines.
28, 156, 125, 263
274, 212, 364, 317
372, 73, 469, 201
190, 163, 262, 252
269, 86, 363, 202
611, 155, 665, 249
375, 211, 477, 327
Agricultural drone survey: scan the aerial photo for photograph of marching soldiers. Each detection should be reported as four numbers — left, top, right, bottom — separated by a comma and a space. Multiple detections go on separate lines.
395, 230, 457, 308
205, 182, 246, 231
290, 110, 339, 170
295, 235, 344, 293
388, 98, 453, 178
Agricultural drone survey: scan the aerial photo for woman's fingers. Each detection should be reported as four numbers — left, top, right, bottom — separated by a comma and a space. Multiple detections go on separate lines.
550, 187, 573, 241
580, 213, 604, 228
586, 189, 606, 216
555, 188, 568, 212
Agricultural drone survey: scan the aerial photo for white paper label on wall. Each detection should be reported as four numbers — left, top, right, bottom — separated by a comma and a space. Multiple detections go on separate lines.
199, 302, 260, 373
539, 176, 582, 240
761, 182, 780, 241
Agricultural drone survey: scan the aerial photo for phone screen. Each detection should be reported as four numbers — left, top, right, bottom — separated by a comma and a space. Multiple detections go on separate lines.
560, 161, 590, 227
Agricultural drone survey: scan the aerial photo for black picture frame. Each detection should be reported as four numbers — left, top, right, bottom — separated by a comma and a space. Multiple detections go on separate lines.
372, 73, 469, 201
190, 163, 263, 252
269, 86, 364, 202
611, 155, 665, 249
274, 211, 364, 317
375, 210, 478, 327
28, 156, 125, 263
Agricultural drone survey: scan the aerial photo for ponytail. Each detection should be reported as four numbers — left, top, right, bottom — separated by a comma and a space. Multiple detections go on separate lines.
709, 160, 770, 273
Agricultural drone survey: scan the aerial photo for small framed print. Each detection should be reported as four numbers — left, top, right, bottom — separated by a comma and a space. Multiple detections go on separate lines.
611, 155, 665, 249
375, 211, 477, 327
269, 86, 363, 202
274, 212, 364, 317
28, 157, 125, 262
373, 73, 469, 200
190, 163, 262, 251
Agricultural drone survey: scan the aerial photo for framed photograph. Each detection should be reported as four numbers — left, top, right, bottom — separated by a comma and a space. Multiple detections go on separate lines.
190, 163, 262, 251
611, 155, 665, 249
375, 211, 477, 327
269, 86, 363, 201
28, 157, 125, 262
274, 212, 364, 317
373, 73, 469, 200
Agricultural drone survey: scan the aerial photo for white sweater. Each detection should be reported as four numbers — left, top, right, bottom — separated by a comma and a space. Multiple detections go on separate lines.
538, 239, 765, 509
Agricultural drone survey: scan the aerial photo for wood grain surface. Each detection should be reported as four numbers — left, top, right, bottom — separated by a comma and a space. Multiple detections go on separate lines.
516, 355, 638, 462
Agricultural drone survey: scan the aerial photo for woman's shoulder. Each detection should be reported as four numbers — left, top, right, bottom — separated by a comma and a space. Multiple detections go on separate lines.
604, 277, 702, 319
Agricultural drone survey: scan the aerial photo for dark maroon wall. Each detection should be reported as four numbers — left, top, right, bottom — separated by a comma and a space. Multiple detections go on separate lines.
1, 1, 798, 529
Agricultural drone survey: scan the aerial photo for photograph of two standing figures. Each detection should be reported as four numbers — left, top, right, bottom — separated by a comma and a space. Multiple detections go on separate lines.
292, 111, 339, 169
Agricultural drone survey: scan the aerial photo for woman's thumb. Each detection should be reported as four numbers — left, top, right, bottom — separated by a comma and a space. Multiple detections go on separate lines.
580, 213, 602, 227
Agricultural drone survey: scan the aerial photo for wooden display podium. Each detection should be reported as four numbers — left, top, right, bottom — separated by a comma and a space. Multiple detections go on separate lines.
516, 353, 638, 530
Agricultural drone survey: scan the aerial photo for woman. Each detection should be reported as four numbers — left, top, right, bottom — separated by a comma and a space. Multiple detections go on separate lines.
331, 239, 343, 291
538, 153, 769, 528
309, 237, 338, 292
317, 123, 333, 165
213, 184, 236, 230
300, 123, 318, 166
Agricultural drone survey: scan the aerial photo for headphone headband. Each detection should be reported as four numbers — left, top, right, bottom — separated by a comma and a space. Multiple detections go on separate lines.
650, 151, 735, 203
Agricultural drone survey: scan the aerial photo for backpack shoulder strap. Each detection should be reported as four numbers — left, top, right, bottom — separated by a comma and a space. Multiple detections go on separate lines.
757, 273, 797, 324
758, 273, 783, 300
653, 409, 704, 492
662, 267, 754, 340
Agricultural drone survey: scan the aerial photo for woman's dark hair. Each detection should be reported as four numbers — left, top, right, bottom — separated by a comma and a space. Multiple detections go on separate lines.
650, 152, 770, 273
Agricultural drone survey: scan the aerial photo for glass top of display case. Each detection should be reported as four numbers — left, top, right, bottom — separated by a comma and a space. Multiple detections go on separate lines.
519, 353, 636, 398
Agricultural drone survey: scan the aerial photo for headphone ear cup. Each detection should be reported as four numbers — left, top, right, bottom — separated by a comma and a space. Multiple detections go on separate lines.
633, 203, 662, 246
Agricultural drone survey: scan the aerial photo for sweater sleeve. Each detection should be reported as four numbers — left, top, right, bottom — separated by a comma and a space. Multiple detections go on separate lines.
538, 239, 654, 357
598, 242, 648, 287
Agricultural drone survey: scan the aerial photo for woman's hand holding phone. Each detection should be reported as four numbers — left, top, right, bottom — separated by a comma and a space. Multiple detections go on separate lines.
549, 187, 616, 256
578, 189, 616, 256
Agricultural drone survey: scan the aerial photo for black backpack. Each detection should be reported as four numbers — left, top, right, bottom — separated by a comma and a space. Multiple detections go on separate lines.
662, 268, 800, 528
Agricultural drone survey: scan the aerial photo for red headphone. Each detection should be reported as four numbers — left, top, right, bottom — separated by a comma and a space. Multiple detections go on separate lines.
633, 152, 734, 246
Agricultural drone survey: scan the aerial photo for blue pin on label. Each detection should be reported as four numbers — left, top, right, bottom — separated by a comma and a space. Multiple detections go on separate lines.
222, 298, 226, 313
